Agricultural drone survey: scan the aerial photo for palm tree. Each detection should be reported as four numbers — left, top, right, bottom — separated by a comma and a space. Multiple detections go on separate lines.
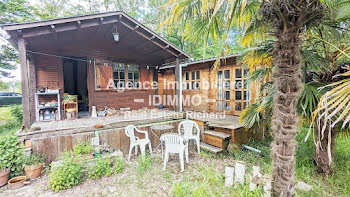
162, 0, 325, 196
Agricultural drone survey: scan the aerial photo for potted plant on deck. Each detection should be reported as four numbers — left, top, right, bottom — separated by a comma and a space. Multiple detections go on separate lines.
0, 163, 10, 187
24, 153, 45, 179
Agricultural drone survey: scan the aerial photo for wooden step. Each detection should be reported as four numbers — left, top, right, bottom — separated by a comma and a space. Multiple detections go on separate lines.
200, 142, 223, 154
204, 130, 231, 139
203, 130, 230, 150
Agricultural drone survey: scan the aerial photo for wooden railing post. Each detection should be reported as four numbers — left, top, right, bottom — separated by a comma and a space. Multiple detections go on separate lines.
18, 35, 31, 128
175, 58, 182, 112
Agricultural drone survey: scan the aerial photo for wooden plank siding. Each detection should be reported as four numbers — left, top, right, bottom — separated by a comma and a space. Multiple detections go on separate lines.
30, 120, 182, 163
158, 56, 258, 115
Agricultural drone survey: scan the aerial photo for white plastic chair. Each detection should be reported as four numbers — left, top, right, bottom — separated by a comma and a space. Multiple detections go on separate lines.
160, 133, 188, 172
125, 125, 152, 161
178, 120, 201, 154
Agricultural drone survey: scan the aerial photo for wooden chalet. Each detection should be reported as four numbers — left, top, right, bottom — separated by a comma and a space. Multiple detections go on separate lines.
1, 12, 264, 161
1, 11, 189, 128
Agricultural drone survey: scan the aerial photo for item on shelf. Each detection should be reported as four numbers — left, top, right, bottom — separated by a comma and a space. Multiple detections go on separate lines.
44, 110, 51, 120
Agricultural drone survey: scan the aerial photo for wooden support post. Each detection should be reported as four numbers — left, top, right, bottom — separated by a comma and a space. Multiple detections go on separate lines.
175, 58, 182, 112
28, 55, 36, 122
18, 36, 31, 128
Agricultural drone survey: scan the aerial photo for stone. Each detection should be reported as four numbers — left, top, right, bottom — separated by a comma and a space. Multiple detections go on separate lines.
295, 181, 312, 192
227, 143, 241, 155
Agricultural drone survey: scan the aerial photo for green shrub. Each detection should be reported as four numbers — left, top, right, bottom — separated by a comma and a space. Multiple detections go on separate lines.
0, 120, 21, 135
48, 154, 84, 192
114, 156, 125, 173
73, 141, 94, 156
23, 152, 45, 167
136, 154, 152, 175
10, 105, 23, 123
87, 157, 113, 179
0, 134, 25, 177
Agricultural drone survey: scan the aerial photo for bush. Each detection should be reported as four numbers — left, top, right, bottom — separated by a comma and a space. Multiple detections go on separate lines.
23, 152, 45, 167
48, 154, 84, 192
0, 120, 21, 135
73, 141, 94, 156
114, 156, 125, 173
0, 134, 25, 177
136, 154, 152, 175
87, 157, 113, 179
10, 105, 23, 123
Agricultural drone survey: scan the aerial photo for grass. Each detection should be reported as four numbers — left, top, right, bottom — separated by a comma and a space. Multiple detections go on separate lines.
0, 105, 22, 135
232, 126, 350, 196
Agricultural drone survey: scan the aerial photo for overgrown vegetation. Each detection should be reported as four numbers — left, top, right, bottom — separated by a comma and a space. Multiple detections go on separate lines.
73, 140, 94, 156
23, 152, 45, 167
114, 155, 125, 174
87, 157, 113, 179
136, 154, 152, 176
0, 105, 22, 135
0, 133, 25, 177
48, 154, 85, 192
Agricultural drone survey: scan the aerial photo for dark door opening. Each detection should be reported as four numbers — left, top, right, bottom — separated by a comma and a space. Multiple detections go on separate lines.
63, 58, 89, 118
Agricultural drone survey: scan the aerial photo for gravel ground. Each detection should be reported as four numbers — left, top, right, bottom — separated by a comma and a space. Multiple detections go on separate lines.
0, 148, 235, 197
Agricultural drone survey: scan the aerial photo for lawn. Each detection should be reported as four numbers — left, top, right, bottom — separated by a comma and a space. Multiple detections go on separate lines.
0, 105, 22, 135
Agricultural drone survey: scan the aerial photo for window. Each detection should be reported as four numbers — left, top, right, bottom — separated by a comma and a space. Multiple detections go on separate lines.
113, 63, 126, 88
183, 70, 200, 90
216, 67, 251, 113
127, 65, 140, 88
217, 70, 230, 111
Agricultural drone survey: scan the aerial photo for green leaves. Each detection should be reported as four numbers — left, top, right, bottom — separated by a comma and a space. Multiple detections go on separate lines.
0, 134, 25, 177
48, 155, 84, 192
87, 156, 113, 179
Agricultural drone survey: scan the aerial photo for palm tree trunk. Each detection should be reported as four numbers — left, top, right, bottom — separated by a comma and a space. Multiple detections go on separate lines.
314, 122, 337, 174
270, 28, 302, 197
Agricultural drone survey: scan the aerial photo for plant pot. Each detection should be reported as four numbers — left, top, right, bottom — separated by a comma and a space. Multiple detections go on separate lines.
7, 176, 30, 190
0, 169, 10, 187
24, 163, 43, 179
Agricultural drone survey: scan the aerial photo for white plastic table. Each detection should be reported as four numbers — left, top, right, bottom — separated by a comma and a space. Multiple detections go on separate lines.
150, 124, 174, 150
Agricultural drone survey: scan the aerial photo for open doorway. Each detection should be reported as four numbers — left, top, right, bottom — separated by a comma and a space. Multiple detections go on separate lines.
63, 58, 89, 118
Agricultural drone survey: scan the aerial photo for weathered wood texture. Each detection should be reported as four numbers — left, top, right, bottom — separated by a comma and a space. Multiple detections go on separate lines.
29, 118, 183, 163
18, 37, 31, 128
158, 56, 258, 115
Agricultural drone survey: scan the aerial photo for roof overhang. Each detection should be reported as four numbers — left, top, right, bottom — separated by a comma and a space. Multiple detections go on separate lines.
1, 11, 190, 65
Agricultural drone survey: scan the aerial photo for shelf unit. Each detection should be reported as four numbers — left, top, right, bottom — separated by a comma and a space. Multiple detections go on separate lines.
35, 92, 61, 122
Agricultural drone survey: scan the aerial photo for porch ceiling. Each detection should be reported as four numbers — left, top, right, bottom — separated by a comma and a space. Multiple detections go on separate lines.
1, 11, 190, 66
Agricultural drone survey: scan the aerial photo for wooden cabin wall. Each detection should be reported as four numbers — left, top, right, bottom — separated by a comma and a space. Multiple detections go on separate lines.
87, 59, 157, 111
31, 54, 64, 122
158, 68, 176, 109
182, 63, 210, 112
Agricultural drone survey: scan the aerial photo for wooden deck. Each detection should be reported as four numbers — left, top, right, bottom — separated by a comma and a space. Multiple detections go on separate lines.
187, 112, 244, 130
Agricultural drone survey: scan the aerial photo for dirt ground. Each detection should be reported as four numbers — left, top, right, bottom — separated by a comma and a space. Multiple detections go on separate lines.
0, 148, 234, 197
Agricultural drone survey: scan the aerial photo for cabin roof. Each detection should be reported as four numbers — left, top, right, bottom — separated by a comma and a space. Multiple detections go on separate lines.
160, 53, 241, 69
1, 11, 190, 65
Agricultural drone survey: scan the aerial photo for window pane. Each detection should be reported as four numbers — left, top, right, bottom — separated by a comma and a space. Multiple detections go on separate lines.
235, 102, 242, 111
225, 91, 230, 100
217, 101, 223, 110
134, 72, 139, 80
196, 71, 200, 79
218, 81, 223, 89
128, 72, 133, 80
235, 68, 242, 78
186, 82, 190, 90
191, 71, 195, 80
224, 70, 230, 79
185, 72, 189, 80
235, 80, 242, 89
120, 72, 125, 79
113, 72, 119, 80
217, 91, 223, 100
243, 102, 250, 109
191, 81, 195, 89
225, 102, 230, 110
218, 71, 223, 80
224, 80, 230, 89
235, 91, 242, 100
195, 81, 200, 90
244, 68, 248, 76
244, 91, 251, 101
